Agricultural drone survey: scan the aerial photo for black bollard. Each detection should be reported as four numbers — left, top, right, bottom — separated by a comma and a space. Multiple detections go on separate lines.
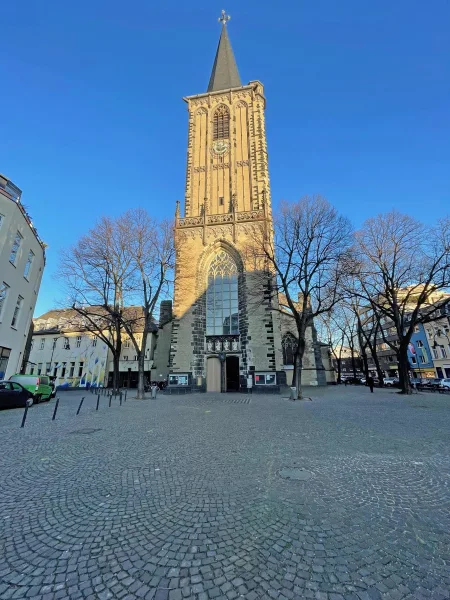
109, 393, 112, 407
96, 394, 100, 411
125, 390, 127, 402
21, 402, 31, 428
52, 398, 60, 421
119, 392, 122, 406
76, 396, 85, 415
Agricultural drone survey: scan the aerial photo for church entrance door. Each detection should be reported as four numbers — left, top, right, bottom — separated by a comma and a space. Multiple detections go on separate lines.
226, 356, 239, 392
206, 357, 221, 392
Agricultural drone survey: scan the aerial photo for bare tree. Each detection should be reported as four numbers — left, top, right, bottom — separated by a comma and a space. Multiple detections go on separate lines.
118, 209, 175, 399
352, 302, 385, 385
57, 216, 133, 391
250, 195, 353, 398
353, 211, 450, 394
318, 302, 361, 383
317, 311, 346, 383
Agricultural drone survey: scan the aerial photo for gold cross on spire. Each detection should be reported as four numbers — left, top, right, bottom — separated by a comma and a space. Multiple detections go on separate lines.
218, 9, 231, 26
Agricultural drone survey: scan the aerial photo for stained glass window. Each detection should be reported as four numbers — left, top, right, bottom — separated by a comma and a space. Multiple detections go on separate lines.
282, 333, 298, 365
206, 251, 239, 335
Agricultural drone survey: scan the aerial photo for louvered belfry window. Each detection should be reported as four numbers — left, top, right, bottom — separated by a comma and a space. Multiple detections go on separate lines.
213, 106, 230, 140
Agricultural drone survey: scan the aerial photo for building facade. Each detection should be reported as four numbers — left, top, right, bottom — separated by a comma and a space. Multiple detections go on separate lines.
407, 323, 435, 379
0, 174, 45, 379
360, 292, 450, 380
329, 346, 363, 381
164, 14, 325, 391
27, 309, 156, 388
423, 310, 450, 378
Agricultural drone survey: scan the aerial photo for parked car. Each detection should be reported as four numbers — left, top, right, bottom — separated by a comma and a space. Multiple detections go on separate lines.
383, 377, 399, 387
0, 381, 34, 409
409, 378, 423, 386
440, 378, 450, 389
423, 378, 443, 390
341, 377, 359, 385
8, 374, 52, 402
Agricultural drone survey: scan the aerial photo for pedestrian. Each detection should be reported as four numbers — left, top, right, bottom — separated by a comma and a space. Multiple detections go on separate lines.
367, 375, 374, 393
344, 379, 348, 387
151, 383, 158, 399
246, 374, 253, 394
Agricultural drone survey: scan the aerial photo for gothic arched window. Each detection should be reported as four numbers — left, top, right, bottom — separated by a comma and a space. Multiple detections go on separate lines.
282, 333, 298, 365
213, 106, 230, 140
206, 251, 239, 335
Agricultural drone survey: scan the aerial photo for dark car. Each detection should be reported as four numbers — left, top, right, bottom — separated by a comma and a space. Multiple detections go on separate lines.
0, 381, 34, 409
424, 378, 444, 390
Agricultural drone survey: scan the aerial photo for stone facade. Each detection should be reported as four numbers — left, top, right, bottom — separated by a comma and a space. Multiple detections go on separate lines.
160, 26, 327, 391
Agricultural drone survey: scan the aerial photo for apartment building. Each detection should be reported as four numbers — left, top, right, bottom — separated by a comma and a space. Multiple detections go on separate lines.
0, 174, 45, 379
27, 308, 157, 388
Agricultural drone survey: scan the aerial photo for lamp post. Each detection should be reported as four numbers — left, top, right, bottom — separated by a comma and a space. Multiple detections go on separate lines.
48, 335, 70, 375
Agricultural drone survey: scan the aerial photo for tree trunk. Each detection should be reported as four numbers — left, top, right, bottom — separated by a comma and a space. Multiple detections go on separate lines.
360, 346, 369, 379
397, 347, 412, 394
351, 351, 357, 379
357, 327, 370, 379
112, 320, 122, 393
294, 335, 306, 398
136, 330, 148, 400
336, 357, 342, 384
136, 353, 145, 399
367, 343, 384, 387
112, 353, 120, 393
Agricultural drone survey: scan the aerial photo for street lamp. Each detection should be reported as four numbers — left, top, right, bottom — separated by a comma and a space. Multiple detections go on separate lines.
48, 335, 70, 374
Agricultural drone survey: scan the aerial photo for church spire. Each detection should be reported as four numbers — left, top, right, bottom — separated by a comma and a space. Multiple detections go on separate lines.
207, 10, 241, 93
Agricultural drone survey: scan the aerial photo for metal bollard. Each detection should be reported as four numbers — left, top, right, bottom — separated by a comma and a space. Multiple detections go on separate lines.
21, 401, 32, 428
76, 396, 85, 415
52, 398, 60, 421
119, 392, 122, 405
125, 390, 127, 402
109, 393, 112, 407
96, 394, 100, 411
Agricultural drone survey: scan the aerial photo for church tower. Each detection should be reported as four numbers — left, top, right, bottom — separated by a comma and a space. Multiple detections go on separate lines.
169, 11, 284, 391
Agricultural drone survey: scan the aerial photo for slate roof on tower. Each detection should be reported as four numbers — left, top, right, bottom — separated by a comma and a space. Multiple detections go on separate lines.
207, 17, 241, 92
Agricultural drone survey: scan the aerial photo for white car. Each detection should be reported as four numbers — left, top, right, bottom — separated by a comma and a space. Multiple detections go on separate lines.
383, 377, 399, 387
440, 378, 450, 389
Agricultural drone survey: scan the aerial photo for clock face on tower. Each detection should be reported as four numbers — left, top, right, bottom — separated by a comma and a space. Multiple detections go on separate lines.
212, 140, 229, 156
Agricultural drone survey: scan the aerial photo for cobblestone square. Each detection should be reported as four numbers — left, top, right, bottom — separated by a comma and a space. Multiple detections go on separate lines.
0, 387, 449, 600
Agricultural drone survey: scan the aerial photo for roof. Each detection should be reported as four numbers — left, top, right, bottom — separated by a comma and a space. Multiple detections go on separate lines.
207, 24, 241, 92
34, 306, 157, 333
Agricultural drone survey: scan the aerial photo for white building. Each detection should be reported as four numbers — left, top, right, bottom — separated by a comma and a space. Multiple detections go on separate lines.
27, 308, 156, 388
0, 174, 45, 379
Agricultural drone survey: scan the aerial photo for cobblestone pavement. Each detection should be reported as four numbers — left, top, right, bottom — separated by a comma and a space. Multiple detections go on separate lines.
0, 387, 449, 600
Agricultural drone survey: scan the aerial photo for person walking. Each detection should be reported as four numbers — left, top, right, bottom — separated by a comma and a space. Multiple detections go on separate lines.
367, 375, 375, 393
151, 383, 158, 399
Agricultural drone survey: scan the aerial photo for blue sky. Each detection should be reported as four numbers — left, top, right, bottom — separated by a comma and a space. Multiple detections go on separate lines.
1, 1, 449, 316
